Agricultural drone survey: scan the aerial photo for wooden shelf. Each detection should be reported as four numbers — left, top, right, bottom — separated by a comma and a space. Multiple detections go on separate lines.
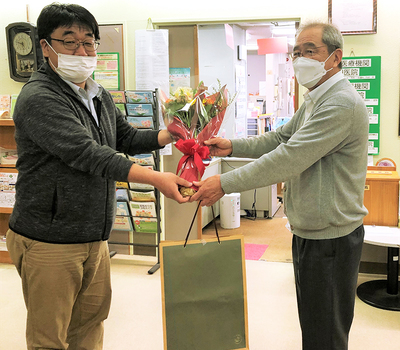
0, 167, 17, 173
0, 210, 12, 239
0, 120, 16, 240
0, 208, 13, 214
0, 120, 16, 150
0, 119, 14, 127
0, 250, 12, 264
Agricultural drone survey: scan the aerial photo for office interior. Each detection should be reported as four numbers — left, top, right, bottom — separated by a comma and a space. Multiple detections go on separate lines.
1, 0, 400, 349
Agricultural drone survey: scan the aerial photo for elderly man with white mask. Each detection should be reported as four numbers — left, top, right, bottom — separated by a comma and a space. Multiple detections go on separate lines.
191, 22, 369, 350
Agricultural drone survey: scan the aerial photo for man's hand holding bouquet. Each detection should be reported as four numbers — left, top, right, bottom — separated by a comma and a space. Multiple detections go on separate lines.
160, 81, 235, 197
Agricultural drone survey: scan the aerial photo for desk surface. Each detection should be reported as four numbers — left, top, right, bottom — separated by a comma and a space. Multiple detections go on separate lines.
364, 225, 400, 248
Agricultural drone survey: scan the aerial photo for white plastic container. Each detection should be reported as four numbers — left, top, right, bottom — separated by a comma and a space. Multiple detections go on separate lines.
220, 193, 241, 229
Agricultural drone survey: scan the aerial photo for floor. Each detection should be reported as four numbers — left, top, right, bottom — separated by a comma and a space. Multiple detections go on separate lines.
202, 204, 294, 263
1, 255, 400, 349
1, 208, 400, 349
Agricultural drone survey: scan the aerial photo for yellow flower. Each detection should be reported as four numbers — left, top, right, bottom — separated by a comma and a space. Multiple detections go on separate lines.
173, 87, 193, 103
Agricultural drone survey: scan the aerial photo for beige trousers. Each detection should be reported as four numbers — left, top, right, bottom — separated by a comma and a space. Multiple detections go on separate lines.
6, 229, 112, 350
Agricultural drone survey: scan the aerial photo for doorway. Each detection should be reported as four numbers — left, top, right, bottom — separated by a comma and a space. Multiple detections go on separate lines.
239, 21, 298, 136
157, 19, 299, 138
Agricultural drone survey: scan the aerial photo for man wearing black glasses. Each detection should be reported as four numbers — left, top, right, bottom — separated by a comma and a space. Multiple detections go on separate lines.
6, 3, 191, 349
192, 22, 369, 350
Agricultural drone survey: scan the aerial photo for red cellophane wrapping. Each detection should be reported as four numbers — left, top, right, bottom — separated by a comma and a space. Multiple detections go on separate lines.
160, 82, 233, 196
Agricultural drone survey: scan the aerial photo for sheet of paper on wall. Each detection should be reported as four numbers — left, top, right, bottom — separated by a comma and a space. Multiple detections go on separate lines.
93, 71, 119, 90
135, 29, 170, 154
135, 29, 169, 94
169, 68, 190, 94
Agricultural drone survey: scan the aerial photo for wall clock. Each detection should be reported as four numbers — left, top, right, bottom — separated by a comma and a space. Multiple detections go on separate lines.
5, 22, 43, 83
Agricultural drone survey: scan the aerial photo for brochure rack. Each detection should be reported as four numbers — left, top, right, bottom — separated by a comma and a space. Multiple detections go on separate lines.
108, 89, 162, 274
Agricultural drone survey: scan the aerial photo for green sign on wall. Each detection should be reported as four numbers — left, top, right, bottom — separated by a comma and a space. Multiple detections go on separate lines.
342, 56, 381, 155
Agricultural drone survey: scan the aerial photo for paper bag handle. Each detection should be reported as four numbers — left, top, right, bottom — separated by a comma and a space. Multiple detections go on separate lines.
184, 201, 220, 247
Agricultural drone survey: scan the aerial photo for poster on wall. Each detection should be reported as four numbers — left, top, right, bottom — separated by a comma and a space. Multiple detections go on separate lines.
169, 68, 190, 94
342, 56, 381, 155
93, 53, 120, 90
135, 29, 171, 156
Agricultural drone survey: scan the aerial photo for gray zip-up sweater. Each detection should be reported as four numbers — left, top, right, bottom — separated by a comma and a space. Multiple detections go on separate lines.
9, 63, 162, 244
221, 78, 369, 239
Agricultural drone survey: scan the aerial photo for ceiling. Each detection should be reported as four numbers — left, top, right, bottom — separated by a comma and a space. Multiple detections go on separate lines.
236, 21, 298, 52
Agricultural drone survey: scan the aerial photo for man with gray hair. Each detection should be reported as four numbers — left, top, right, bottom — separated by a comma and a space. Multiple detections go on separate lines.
191, 22, 369, 350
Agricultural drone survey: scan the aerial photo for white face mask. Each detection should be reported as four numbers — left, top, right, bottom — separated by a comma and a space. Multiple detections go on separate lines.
46, 40, 97, 84
292, 51, 335, 89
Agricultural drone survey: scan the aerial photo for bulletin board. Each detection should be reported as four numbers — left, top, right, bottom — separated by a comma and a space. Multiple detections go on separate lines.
342, 56, 381, 155
160, 235, 249, 350
98, 24, 125, 90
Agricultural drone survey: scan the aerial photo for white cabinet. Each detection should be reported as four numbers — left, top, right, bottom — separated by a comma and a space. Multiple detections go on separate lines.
221, 157, 279, 218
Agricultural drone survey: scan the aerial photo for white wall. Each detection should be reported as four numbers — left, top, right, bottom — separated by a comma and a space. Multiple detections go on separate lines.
198, 24, 235, 92
197, 24, 246, 139
2, 0, 398, 168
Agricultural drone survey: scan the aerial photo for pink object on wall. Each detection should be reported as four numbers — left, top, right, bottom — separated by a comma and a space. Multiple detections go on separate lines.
257, 37, 288, 55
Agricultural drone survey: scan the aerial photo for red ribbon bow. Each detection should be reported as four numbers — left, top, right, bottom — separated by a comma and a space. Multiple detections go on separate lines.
175, 139, 210, 180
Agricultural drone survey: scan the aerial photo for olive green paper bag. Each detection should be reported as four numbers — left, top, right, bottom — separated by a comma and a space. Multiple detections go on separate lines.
160, 235, 249, 350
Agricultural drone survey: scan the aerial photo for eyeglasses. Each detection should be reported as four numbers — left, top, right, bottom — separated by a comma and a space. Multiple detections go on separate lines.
50, 37, 100, 52
290, 45, 325, 60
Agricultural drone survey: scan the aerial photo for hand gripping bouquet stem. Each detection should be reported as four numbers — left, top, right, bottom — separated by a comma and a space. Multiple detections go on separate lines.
161, 81, 235, 197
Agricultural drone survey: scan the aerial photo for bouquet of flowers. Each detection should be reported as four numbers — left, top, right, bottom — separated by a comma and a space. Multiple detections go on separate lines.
161, 81, 235, 197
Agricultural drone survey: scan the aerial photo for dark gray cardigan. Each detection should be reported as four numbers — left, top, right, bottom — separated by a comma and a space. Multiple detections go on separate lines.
9, 63, 161, 243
